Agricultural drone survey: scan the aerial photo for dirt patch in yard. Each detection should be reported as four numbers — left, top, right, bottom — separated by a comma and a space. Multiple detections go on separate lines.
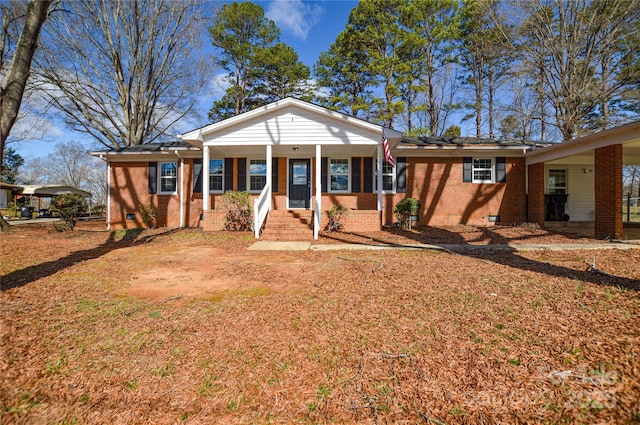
2, 222, 640, 424
122, 246, 316, 300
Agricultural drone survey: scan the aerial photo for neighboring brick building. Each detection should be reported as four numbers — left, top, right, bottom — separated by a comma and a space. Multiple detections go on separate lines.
93, 98, 640, 240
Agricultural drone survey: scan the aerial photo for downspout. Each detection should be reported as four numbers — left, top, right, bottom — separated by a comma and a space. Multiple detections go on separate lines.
174, 150, 184, 228
99, 154, 111, 231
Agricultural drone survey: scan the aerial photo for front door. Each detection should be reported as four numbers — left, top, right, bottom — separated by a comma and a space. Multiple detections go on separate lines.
289, 159, 311, 209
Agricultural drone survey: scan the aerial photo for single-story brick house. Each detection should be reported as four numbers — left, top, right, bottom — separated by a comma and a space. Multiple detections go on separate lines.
92, 98, 640, 240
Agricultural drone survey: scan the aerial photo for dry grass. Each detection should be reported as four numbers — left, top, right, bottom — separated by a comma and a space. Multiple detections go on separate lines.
1, 222, 639, 424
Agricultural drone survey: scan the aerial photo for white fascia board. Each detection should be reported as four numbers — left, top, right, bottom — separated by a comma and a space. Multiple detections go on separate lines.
526, 120, 640, 165
177, 131, 203, 148
91, 151, 177, 162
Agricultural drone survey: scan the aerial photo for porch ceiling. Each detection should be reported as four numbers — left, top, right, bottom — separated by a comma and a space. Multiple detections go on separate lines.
545, 139, 640, 165
207, 144, 378, 158
527, 121, 640, 166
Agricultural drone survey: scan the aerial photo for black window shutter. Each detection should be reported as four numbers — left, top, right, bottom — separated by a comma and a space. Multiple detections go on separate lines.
272, 157, 279, 192
224, 158, 234, 191
193, 158, 202, 193
396, 157, 407, 193
351, 157, 361, 193
236, 158, 246, 191
148, 162, 157, 194
321, 157, 328, 192
496, 157, 507, 183
463, 157, 472, 183
363, 157, 373, 193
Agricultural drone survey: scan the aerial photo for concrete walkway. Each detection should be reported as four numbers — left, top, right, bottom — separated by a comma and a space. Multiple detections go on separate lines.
249, 240, 640, 252
6, 217, 61, 225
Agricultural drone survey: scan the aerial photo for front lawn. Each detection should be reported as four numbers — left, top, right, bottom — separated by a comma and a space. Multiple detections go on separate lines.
1, 224, 639, 424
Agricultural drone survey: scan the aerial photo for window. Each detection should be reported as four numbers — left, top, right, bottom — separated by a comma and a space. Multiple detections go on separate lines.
159, 162, 177, 193
374, 161, 394, 192
329, 158, 349, 192
209, 159, 224, 192
472, 158, 493, 183
548, 169, 566, 194
249, 159, 267, 192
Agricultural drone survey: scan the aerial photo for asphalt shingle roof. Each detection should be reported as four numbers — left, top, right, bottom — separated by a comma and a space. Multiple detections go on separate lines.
98, 141, 196, 153
400, 136, 549, 148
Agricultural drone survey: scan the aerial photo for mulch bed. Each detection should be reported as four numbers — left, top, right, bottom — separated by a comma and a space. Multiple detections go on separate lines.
1, 223, 639, 424
318, 223, 604, 246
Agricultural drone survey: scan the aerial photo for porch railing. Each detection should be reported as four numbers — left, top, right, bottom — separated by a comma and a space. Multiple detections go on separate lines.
254, 183, 271, 238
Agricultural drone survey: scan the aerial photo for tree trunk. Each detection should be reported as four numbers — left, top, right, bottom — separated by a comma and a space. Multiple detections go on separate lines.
1, 0, 51, 169
488, 69, 494, 139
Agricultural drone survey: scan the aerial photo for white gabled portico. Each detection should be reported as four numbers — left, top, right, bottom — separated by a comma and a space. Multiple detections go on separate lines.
179, 97, 403, 239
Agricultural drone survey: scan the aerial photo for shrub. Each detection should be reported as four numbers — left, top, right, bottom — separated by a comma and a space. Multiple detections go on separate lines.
92, 204, 106, 216
139, 204, 157, 228
325, 204, 348, 232
219, 191, 252, 231
51, 193, 87, 231
7, 202, 18, 218
393, 198, 420, 230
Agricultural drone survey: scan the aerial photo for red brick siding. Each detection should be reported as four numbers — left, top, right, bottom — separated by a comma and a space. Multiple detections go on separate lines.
387, 157, 527, 226
527, 162, 545, 225
110, 156, 527, 230
319, 209, 381, 232
202, 210, 226, 231
594, 145, 622, 239
110, 159, 202, 230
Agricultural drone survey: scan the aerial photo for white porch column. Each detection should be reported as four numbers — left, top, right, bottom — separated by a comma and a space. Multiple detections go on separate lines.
106, 160, 111, 230
314, 144, 322, 240
203, 145, 210, 210
266, 144, 272, 191
377, 142, 383, 211
179, 153, 184, 227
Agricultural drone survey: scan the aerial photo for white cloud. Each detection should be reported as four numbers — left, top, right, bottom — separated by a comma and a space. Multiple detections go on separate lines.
266, 0, 323, 40
208, 73, 232, 98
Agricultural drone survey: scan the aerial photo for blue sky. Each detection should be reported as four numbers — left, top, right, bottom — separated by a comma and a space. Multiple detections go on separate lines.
14, 0, 358, 160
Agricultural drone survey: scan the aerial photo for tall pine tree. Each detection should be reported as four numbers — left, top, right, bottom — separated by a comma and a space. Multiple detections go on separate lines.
208, 1, 311, 122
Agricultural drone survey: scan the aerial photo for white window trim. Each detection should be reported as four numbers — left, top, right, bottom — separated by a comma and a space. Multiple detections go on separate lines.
208, 158, 225, 194
374, 161, 396, 193
328, 157, 351, 193
546, 167, 568, 194
159, 161, 178, 194
248, 158, 267, 194
0, 189, 7, 209
472, 158, 494, 184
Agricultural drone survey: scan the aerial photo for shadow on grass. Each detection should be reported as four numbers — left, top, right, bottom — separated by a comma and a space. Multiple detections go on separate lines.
1, 228, 180, 292
321, 227, 640, 291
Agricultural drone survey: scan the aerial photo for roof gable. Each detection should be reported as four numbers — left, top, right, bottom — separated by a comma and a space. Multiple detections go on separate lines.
180, 98, 402, 147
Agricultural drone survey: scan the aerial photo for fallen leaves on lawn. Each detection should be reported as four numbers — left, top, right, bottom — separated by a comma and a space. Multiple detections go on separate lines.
1, 222, 639, 424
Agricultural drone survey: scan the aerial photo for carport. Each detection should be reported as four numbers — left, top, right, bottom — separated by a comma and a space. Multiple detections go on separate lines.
19, 185, 92, 217
526, 121, 640, 239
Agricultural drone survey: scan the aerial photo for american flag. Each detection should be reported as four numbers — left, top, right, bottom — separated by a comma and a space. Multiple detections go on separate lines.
382, 128, 395, 168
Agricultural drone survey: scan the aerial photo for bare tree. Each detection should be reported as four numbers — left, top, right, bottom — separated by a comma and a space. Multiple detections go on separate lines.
19, 141, 107, 204
624, 165, 640, 198
36, 0, 208, 149
514, 0, 640, 141
1, 0, 53, 171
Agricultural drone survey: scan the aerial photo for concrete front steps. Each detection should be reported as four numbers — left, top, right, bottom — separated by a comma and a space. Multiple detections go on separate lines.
259, 210, 314, 240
